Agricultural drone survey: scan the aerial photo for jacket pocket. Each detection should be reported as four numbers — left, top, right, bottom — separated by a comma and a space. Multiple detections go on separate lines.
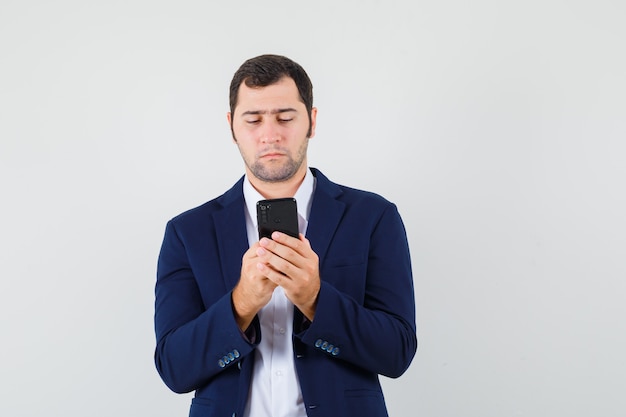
324, 254, 366, 268
322, 255, 367, 302
344, 389, 388, 416
189, 397, 212, 417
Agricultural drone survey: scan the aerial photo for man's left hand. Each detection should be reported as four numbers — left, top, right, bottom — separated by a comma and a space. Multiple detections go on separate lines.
255, 232, 320, 321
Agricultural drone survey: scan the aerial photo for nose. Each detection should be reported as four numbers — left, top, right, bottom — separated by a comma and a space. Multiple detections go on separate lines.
260, 121, 281, 144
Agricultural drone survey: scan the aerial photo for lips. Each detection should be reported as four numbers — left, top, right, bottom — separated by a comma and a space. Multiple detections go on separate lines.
259, 149, 287, 158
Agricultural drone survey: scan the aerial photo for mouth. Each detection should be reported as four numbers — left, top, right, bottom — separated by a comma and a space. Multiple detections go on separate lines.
259, 151, 286, 159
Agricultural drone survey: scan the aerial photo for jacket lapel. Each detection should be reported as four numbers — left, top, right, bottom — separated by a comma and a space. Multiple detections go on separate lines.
211, 170, 344, 290
213, 177, 249, 291
306, 169, 345, 268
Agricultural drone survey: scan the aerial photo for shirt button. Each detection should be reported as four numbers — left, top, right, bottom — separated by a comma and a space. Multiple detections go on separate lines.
279, 327, 286, 334
276, 370, 283, 376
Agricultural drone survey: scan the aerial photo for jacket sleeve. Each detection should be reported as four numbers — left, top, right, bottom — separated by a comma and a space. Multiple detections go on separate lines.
154, 219, 259, 393
296, 203, 417, 378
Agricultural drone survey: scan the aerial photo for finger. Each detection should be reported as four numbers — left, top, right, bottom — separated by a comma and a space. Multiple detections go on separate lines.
274, 232, 314, 259
257, 262, 290, 286
267, 236, 318, 276
260, 236, 304, 267
255, 245, 290, 273
269, 231, 305, 250
243, 242, 261, 261
258, 248, 296, 279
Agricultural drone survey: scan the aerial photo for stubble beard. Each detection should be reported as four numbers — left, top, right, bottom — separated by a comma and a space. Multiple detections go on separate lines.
245, 140, 308, 183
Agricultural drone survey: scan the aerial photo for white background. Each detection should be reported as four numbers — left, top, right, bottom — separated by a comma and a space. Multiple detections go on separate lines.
1, 1, 625, 416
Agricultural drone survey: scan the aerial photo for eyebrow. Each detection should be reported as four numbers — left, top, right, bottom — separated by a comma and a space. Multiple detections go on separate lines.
241, 108, 298, 116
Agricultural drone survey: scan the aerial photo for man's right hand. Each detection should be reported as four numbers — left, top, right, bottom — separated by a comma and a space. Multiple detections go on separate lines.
231, 242, 278, 331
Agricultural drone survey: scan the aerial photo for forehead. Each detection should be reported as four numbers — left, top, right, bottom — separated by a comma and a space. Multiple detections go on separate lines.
234, 77, 303, 115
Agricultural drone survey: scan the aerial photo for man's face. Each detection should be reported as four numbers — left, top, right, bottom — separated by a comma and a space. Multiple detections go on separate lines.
228, 77, 317, 183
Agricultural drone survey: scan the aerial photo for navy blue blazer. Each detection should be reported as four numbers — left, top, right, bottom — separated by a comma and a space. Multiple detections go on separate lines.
155, 168, 417, 417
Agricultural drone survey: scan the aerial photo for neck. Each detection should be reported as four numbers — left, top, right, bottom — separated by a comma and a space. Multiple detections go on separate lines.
247, 166, 308, 200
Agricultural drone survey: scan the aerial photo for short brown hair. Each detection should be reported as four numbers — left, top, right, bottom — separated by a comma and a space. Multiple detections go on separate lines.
229, 54, 314, 136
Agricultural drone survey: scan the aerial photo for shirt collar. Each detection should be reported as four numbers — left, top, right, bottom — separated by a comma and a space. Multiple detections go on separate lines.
243, 168, 316, 229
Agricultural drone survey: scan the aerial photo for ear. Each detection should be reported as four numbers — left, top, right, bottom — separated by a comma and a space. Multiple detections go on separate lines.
226, 112, 236, 143
308, 107, 318, 139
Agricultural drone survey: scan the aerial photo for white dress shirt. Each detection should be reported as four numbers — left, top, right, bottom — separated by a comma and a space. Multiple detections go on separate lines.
242, 168, 316, 417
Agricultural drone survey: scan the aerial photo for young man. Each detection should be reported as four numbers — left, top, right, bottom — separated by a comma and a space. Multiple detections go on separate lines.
155, 54, 417, 417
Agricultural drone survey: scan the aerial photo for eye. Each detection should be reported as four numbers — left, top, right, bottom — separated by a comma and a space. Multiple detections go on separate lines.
245, 119, 260, 125
277, 118, 293, 123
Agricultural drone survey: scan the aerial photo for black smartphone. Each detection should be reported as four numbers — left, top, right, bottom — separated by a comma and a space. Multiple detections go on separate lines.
256, 198, 299, 239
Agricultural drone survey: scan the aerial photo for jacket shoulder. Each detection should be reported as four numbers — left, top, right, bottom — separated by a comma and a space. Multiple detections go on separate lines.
336, 183, 393, 207
312, 168, 396, 211
168, 177, 244, 228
